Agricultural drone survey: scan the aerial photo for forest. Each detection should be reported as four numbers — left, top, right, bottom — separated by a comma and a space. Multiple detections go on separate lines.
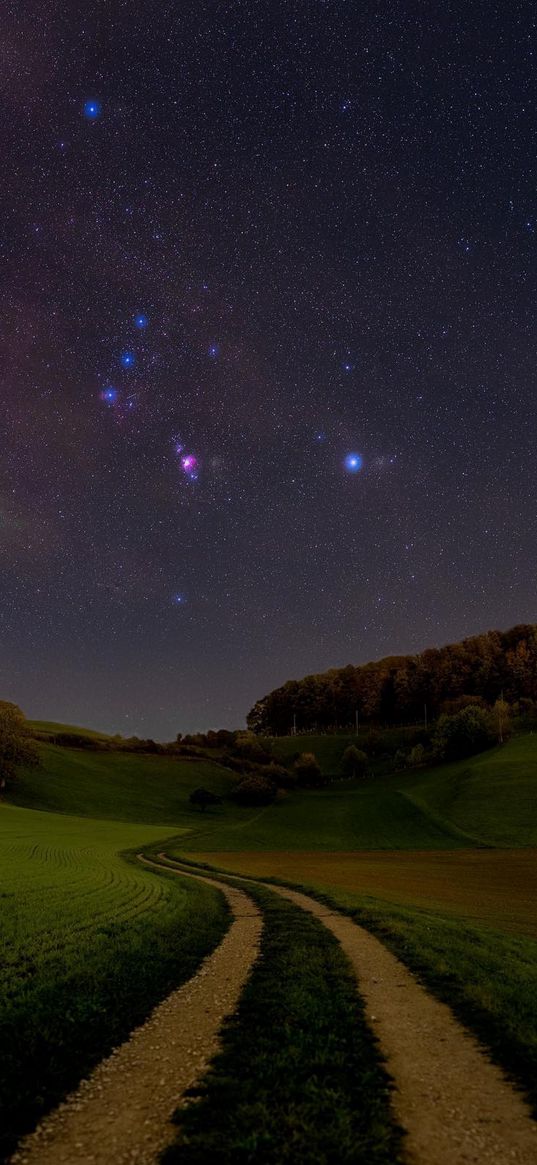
247, 624, 537, 735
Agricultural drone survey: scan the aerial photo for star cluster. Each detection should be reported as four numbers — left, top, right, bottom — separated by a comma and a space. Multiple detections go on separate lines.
1, 3, 536, 735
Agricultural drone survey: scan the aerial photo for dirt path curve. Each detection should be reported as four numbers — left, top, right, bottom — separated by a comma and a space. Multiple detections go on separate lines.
11, 860, 262, 1165
263, 881, 537, 1165
161, 857, 537, 1165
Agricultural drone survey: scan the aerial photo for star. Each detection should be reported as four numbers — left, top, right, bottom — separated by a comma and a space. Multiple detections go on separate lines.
344, 453, 363, 473
134, 314, 149, 329
120, 350, 136, 368
83, 100, 101, 121
100, 386, 118, 404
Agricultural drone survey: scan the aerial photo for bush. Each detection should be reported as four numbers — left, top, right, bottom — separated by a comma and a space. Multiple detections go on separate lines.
230, 775, 276, 806
408, 743, 426, 768
233, 732, 272, 764
340, 746, 368, 779
364, 729, 382, 757
259, 762, 296, 788
293, 752, 323, 787
432, 705, 495, 761
393, 749, 407, 771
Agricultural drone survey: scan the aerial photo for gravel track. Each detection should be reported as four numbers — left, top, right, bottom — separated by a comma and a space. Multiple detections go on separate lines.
260, 880, 537, 1165
10, 861, 262, 1165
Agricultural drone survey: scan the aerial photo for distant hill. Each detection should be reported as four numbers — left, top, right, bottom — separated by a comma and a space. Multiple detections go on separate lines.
9, 731, 537, 851
247, 624, 537, 736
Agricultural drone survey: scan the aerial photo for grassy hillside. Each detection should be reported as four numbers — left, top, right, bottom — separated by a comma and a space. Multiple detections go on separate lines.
0, 805, 228, 1160
11, 743, 233, 825
28, 720, 116, 741
8, 733, 537, 851
406, 734, 537, 847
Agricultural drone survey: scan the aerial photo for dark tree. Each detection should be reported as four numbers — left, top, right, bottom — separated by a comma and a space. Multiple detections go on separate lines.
0, 702, 38, 795
189, 787, 223, 813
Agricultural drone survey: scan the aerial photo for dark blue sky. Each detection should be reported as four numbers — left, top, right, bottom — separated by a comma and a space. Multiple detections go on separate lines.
1, 2, 536, 736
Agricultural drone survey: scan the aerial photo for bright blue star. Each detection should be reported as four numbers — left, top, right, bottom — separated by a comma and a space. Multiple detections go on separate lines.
172, 593, 186, 605
101, 386, 118, 404
344, 453, 363, 473
208, 343, 220, 359
134, 313, 148, 329
120, 350, 136, 368
342, 361, 354, 372
83, 100, 101, 121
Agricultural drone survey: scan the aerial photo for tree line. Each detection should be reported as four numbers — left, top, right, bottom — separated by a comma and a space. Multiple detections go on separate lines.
246, 623, 537, 735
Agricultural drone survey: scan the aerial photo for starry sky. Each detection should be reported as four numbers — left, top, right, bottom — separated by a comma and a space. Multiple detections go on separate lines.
1, 2, 536, 737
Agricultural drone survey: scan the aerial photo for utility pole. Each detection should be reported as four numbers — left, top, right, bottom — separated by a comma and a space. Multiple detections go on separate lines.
291, 713, 297, 737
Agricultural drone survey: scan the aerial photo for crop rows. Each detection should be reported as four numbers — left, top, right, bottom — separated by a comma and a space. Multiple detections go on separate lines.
0, 806, 229, 1160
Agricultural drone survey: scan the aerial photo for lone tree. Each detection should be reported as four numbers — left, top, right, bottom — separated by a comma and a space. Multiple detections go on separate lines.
189, 787, 223, 813
0, 702, 38, 795
341, 745, 368, 780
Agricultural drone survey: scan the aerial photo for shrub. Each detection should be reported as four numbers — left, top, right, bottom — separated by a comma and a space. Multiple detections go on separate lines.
293, 752, 323, 787
340, 746, 368, 779
364, 729, 382, 757
408, 743, 426, 768
233, 732, 272, 764
432, 705, 495, 761
230, 775, 276, 806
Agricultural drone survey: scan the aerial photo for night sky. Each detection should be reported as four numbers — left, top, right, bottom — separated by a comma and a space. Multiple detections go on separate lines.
2, 3, 536, 737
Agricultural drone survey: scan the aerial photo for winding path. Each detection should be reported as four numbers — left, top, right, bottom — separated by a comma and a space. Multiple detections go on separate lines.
160, 855, 537, 1165
11, 852, 537, 1165
11, 861, 262, 1165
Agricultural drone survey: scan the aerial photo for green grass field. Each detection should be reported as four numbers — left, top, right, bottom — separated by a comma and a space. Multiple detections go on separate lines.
12, 732, 537, 851
4, 726, 537, 1157
0, 805, 228, 1160
12, 743, 232, 824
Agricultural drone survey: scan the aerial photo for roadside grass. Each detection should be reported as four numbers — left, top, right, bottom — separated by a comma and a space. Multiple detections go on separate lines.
173, 850, 537, 1120
303, 886, 537, 1117
160, 876, 402, 1165
0, 806, 228, 1162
